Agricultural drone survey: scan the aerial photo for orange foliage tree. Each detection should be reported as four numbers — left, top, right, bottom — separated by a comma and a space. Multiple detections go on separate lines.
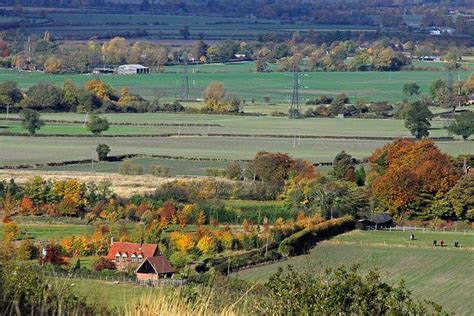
369, 139, 460, 217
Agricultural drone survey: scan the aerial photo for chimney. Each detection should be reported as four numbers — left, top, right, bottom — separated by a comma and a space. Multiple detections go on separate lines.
111, 237, 114, 245
139, 237, 144, 251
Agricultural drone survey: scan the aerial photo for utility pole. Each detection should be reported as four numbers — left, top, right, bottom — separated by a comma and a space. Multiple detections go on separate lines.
447, 69, 455, 116
181, 53, 190, 101
289, 65, 301, 119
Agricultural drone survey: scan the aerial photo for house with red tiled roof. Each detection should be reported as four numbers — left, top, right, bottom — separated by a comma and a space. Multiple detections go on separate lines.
136, 256, 175, 282
465, 166, 474, 177
106, 241, 159, 271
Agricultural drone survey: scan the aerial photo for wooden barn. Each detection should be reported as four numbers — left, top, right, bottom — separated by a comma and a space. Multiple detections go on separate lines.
136, 256, 175, 282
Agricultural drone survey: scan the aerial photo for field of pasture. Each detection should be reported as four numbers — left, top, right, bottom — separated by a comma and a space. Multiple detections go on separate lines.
1, 113, 472, 171
0, 65, 471, 103
235, 230, 474, 314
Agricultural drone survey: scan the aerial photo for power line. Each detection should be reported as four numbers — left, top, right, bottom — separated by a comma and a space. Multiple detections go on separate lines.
181, 54, 190, 101
289, 66, 301, 119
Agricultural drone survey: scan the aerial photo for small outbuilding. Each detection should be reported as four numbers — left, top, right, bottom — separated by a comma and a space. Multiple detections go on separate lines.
358, 213, 393, 230
117, 64, 150, 75
136, 256, 175, 282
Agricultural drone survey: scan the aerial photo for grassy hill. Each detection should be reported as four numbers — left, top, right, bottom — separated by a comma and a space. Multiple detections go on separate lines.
235, 230, 474, 314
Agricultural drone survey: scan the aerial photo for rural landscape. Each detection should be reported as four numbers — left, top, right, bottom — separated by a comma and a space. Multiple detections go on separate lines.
0, 0, 473, 315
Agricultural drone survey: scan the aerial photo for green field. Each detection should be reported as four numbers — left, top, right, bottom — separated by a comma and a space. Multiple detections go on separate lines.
1, 135, 471, 167
57, 278, 155, 309
235, 230, 474, 314
1, 66, 471, 103
0, 222, 140, 241
23, 13, 377, 40
0, 113, 464, 138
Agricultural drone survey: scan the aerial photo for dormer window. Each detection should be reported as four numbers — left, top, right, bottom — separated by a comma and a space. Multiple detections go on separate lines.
137, 254, 143, 263
122, 253, 128, 262
131, 254, 137, 262
115, 253, 121, 262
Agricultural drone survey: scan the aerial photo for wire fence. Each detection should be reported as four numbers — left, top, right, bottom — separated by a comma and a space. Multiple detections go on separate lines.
42, 270, 186, 287
382, 226, 474, 235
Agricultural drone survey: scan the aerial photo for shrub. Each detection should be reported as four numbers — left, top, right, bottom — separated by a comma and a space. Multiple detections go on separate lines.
118, 161, 143, 175
92, 257, 116, 271
278, 216, 355, 256
96, 143, 110, 161
151, 164, 171, 177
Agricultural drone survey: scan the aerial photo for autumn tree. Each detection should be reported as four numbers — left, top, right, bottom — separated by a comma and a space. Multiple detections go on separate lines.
85, 79, 113, 101
368, 139, 460, 217
463, 74, 474, 95
20, 109, 45, 136
333, 151, 356, 181
252, 151, 294, 184
44, 56, 63, 74
101, 37, 128, 65
404, 101, 433, 139
203, 81, 238, 113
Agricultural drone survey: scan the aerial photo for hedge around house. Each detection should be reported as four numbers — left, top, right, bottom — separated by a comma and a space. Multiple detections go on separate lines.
278, 216, 355, 257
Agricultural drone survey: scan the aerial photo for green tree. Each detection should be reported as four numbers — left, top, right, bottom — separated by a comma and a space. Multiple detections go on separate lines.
86, 114, 110, 135
402, 82, 420, 99
0, 81, 23, 111
404, 101, 433, 139
19, 109, 45, 136
448, 111, 474, 140
258, 266, 443, 315
333, 151, 355, 181
355, 165, 366, 186
96, 143, 111, 161
25, 83, 65, 111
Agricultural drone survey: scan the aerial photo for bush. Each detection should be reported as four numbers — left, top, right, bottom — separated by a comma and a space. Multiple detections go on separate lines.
118, 161, 143, 175
96, 143, 110, 161
278, 216, 355, 256
150, 164, 171, 177
92, 257, 116, 271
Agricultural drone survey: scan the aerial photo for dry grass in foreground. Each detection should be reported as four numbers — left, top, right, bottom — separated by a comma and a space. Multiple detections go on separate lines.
0, 170, 192, 197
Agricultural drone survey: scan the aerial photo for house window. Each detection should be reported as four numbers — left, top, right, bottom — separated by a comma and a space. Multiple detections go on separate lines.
138, 255, 143, 263
131, 255, 137, 263
122, 254, 128, 262
115, 254, 120, 263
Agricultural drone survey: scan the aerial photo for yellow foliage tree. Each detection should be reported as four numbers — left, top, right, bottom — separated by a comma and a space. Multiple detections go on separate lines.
85, 79, 112, 100
44, 56, 62, 74
197, 235, 217, 254
176, 233, 195, 253
3, 221, 19, 241
118, 87, 131, 107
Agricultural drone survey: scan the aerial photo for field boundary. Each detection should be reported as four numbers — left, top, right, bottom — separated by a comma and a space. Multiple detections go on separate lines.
0, 131, 458, 142
0, 154, 340, 170
0, 117, 222, 127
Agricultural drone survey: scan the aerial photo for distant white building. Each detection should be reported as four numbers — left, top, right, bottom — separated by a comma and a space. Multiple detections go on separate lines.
117, 64, 150, 75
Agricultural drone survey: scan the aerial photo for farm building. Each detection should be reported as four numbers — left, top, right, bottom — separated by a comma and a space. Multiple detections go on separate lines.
136, 256, 175, 282
117, 64, 150, 75
106, 240, 159, 271
358, 213, 393, 230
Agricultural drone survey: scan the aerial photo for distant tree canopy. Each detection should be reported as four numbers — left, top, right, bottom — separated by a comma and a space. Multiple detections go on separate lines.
19, 109, 44, 136
448, 111, 474, 140
87, 114, 110, 135
404, 101, 433, 139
